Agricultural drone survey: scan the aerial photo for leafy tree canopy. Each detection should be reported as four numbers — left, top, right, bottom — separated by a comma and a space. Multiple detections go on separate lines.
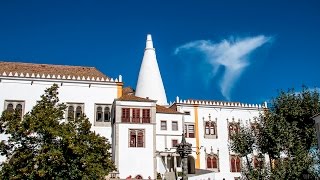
0, 84, 116, 179
230, 86, 320, 179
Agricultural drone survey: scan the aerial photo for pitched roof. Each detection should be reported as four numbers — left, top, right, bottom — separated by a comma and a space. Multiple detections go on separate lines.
122, 87, 135, 96
0, 61, 109, 80
156, 105, 183, 114
117, 94, 156, 102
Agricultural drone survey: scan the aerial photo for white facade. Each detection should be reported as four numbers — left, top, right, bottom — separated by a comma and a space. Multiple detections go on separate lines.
0, 35, 267, 180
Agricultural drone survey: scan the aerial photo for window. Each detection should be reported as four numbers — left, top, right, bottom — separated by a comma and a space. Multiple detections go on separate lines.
253, 157, 259, 168
94, 104, 111, 126
142, 109, 150, 123
206, 155, 218, 170
253, 156, 264, 168
161, 121, 167, 130
4, 100, 25, 117
184, 111, 191, 115
230, 155, 241, 172
104, 107, 110, 121
172, 121, 178, 131
129, 129, 145, 148
204, 121, 217, 138
121, 108, 130, 122
229, 123, 240, 138
172, 139, 178, 147
121, 108, 151, 123
251, 122, 259, 135
185, 124, 195, 138
66, 103, 84, 120
132, 108, 140, 123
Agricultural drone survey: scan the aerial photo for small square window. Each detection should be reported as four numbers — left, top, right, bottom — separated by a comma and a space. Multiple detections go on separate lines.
161, 121, 167, 130
172, 139, 178, 147
184, 111, 191, 115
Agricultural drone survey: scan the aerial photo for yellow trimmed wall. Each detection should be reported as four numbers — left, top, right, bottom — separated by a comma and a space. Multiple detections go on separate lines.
194, 106, 200, 168
117, 83, 123, 98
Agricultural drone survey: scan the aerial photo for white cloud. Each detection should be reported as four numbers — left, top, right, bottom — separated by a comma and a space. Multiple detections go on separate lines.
175, 35, 271, 100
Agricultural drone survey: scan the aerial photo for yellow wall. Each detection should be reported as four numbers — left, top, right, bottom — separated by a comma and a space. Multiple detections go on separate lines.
194, 106, 200, 168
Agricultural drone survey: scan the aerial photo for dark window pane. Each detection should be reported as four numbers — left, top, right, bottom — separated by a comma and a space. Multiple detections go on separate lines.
68, 106, 74, 119
104, 107, 110, 122
76, 106, 82, 118
7, 103, 14, 112
96, 106, 102, 121
16, 104, 23, 117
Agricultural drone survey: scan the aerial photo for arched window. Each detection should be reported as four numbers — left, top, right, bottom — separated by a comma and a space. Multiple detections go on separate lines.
205, 122, 210, 135
96, 106, 103, 122
205, 121, 216, 135
135, 175, 143, 179
210, 122, 215, 135
236, 157, 241, 172
231, 157, 236, 172
76, 106, 82, 118
6, 103, 14, 113
68, 106, 74, 120
104, 107, 110, 122
16, 104, 23, 117
230, 155, 241, 172
229, 123, 239, 138
207, 157, 212, 168
212, 156, 217, 168
207, 155, 218, 170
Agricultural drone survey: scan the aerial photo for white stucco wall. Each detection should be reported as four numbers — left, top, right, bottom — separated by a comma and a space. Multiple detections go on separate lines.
117, 123, 155, 179
176, 103, 263, 180
0, 78, 118, 162
156, 113, 183, 150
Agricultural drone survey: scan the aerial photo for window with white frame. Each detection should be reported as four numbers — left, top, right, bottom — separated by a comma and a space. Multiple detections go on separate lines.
4, 100, 25, 118
184, 124, 195, 138
66, 103, 84, 120
94, 104, 111, 126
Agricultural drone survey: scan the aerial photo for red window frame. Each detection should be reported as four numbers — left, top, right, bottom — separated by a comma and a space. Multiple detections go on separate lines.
132, 108, 140, 123
142, 109, 150, 123
129, 129, 145, 148
122, 108, 130, 122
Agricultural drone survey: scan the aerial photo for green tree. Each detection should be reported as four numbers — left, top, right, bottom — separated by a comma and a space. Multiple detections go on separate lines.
230, 86, 320, 179
0, 84, 116, 179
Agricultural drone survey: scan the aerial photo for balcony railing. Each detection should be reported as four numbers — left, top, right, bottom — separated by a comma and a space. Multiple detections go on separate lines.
121, 117, 151, 123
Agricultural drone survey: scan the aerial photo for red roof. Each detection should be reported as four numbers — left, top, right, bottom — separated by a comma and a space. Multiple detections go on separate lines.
0, 61, 108, 79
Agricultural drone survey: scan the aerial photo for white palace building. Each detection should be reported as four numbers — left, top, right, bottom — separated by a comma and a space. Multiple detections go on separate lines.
0, 35, 266, 180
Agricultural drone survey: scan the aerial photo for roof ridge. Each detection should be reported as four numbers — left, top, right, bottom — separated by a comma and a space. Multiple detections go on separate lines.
0, 61, 96, 69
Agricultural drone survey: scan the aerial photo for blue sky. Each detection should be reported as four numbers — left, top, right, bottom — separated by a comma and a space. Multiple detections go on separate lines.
0, 0, 319, 104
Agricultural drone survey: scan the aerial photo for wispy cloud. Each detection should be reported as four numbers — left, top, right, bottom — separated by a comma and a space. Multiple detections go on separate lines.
175, 35, 272, 100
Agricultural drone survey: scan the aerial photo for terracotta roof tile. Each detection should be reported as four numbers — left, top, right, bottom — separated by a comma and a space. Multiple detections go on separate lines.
117, 94, 156, 102
156, 105, 183, 114
0, 61, 108, 79
122, 87, 135, 96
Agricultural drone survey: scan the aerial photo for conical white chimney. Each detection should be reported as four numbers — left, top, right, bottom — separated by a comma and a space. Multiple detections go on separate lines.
135, 34, 168, 105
